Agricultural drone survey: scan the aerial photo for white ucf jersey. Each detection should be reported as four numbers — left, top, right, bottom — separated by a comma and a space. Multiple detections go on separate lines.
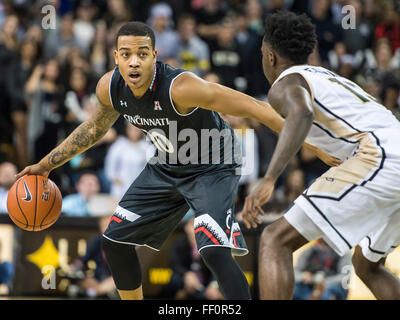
273, 65, 400, 261
273, 65, 400, 163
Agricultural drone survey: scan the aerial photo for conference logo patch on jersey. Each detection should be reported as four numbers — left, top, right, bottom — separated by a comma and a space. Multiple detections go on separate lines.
154, 101, 162, 111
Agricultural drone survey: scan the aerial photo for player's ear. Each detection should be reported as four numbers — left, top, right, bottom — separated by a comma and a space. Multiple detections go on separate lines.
153, 49, 158, 63
269, 51, 276, 67
113, 49, 119, 66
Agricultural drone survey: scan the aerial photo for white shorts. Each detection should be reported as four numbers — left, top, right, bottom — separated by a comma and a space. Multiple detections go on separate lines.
284, 155, 400, 262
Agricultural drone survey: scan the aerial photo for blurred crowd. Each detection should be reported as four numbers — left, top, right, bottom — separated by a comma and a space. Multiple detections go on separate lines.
1, 0, 400, 215
1, 0, 399, 300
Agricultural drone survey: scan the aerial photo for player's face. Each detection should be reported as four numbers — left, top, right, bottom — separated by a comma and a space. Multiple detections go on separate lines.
114, 35, 157, 92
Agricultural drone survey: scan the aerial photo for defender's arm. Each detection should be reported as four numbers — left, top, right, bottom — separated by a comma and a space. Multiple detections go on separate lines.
171, 72, 340, 167
264, 77, 315, 182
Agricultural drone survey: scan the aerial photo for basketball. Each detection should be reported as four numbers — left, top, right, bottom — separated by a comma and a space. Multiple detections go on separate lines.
7, 175, 62, 231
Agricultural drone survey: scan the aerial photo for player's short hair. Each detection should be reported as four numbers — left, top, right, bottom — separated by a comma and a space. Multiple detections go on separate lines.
116, 21, 156, 49
263, 11, 317, 64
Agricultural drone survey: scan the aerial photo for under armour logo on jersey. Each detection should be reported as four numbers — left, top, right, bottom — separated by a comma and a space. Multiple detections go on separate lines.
154, 101, 162, 110
120, 100, 128, 107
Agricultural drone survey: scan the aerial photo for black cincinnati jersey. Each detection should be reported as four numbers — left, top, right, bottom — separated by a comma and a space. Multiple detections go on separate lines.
109, 61, 239, 165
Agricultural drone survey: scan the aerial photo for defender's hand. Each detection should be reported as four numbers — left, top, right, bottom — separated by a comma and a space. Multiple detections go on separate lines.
15, 162, 51, 179
315, 148, 342, 167
307, 145, 342, 167
240, 178, 275, 229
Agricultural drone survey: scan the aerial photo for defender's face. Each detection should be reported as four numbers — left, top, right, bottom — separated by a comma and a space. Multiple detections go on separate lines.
114, 35, 157, 90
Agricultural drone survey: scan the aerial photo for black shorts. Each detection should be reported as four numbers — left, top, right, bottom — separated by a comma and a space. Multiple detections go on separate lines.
103, 163, 248, 256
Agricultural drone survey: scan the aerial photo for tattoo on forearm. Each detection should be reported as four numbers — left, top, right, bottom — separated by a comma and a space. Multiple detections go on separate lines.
47, 103, 119, 168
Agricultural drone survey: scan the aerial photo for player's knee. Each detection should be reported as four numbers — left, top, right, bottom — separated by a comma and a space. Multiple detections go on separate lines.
101, 236, 117, 257
101, 236, 135, 266
101, 237, 142, 290
199, 246, 227, 268
260, 219, 300, 252
260, 222, 286, 250
352, 247, 381, 279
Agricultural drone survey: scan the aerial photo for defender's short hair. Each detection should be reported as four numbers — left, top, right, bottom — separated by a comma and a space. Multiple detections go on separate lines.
263, 11, 317, 64
116, 21, 156, 49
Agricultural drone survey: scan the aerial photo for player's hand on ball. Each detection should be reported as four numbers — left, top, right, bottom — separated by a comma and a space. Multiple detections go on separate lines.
15, 162, 51, 179
240, 177, 275, 229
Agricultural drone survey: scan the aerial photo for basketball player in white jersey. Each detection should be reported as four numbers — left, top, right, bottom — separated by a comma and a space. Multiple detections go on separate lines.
241, 11, 400, 299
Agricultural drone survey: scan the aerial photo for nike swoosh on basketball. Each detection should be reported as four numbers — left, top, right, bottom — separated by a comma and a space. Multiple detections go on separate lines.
22, 180, 32, 201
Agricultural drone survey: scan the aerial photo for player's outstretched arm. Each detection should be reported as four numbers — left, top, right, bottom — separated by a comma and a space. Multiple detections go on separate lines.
171, 72, 284, 133
16, 71, 120, 178
171, 72, 340, 168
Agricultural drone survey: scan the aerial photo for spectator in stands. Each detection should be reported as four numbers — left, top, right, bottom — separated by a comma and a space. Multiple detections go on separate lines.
0, 14, 19, 52
310, 0, 343, 63
264, 0, 291, 12
62, 172, 101, 217
209, 17, 244, 90
381, 74, 400, 120
355, 38, 400, 99
245, 0, 265, 37
25, 58, 65, 163
193, 0, 227, 44
60, 47, 93, 86
0, 161, 17, 214
341, 0, 373, 55
89, 21, 109, 77
293, 239, 351, 300
105, 124, 154, 199
0, 14, 20, 163
374, 0, 400, 54
73, 0, 97, 55
327, 42, 356, 79
0, 239, 14, 295
159, 212, 224, 300
105, 0, 132, 28
7, 39, 39, 167
176, 13, 210, 76
148, 2, 179, 61
235, 9, 268, 98
24, 24, 44, 49
64, 68, 92, 134
67, 194, 118, 299
43, 13, 81, 60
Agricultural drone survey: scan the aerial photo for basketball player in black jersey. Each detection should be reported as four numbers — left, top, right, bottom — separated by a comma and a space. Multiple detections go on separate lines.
17, 21, 339, 300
